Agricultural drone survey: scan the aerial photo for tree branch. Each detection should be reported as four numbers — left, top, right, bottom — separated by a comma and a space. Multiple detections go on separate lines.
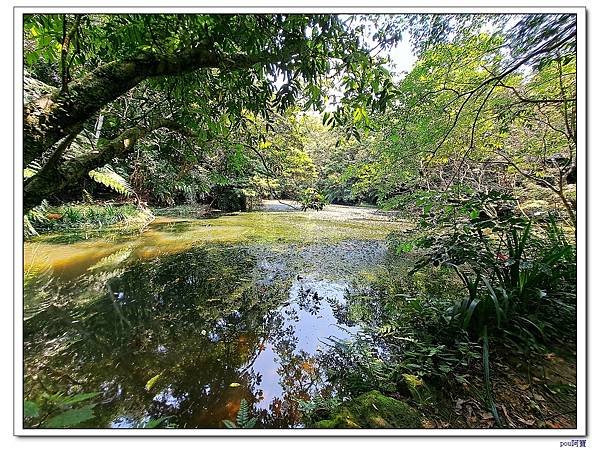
60, 14, 82, 94
24, 45, 286, 166
23, 119, 193, 211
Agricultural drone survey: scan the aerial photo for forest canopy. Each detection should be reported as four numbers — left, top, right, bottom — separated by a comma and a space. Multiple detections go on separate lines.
23, 13, 576, 222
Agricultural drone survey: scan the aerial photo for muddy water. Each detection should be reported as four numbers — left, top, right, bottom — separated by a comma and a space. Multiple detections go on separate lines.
24, 204, 407, 428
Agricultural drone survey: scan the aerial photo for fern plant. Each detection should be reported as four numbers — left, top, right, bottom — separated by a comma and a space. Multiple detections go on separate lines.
297, 396, 341, 424
24, 160, 42, 179
24, 392, 101, 428
24, 215, 39, 238
24, 199, 51, 238
222, 399, 257, 429
89, 165, 133, 196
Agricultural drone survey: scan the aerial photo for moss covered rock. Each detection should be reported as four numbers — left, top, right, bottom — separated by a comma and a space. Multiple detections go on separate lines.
313, 390, 422, 429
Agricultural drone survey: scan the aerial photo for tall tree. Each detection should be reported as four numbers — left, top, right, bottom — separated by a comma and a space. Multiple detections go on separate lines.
23, 14, 398, 209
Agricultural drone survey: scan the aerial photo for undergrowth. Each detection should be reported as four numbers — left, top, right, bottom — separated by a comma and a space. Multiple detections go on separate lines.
318, 189, 576, 428
25, 201, 154, 238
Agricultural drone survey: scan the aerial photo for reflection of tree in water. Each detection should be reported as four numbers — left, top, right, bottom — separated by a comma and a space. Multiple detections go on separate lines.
24, 243, 389, 428
24, 245, 291, 428
295, 285, 322, 316
252, 282, 349, 428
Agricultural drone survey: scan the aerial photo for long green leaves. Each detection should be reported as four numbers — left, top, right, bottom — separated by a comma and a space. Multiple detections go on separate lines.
482, 326, 501, 426
44, 405, 96, 428
25, 391, 101, 428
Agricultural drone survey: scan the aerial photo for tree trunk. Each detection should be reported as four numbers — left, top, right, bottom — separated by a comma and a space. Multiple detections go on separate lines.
24, 119, 191, 211
23, 46, 270, 166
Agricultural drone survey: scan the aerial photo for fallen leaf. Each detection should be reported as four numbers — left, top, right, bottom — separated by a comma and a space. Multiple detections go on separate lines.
145, 373, 161, 391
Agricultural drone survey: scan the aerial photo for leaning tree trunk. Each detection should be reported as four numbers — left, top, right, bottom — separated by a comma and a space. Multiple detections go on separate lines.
23, 46, 268, 166
23, 119, 192, 211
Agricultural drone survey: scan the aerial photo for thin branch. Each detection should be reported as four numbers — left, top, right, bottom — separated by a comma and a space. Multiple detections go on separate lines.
60, 14, 82, 93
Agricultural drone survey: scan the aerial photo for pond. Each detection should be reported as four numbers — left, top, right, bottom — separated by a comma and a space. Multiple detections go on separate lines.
23, 204, 409, 429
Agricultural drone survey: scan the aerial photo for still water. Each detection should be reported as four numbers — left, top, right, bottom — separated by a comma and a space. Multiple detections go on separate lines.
24, 205, 405, 428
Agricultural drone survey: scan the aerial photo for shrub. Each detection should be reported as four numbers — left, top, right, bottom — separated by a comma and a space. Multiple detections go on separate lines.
397, 190, 575, 340
300, 188, 326, 211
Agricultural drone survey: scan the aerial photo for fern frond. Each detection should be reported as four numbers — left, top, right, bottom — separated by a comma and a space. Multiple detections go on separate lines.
89, 165, 133, 196
236, 399, 257, 428
24, 160, 42, 180
237, 399, 250, 425
222, 399, 257, 429
222, 420, 237, 429
24, 215, 38, 238
27, 200, 50, 224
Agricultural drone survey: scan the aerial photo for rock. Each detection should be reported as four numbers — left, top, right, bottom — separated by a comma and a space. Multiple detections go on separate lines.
313, 390, 422, 429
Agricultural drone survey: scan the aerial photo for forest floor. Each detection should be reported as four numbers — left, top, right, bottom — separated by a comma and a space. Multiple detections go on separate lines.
417, 342, 577, 429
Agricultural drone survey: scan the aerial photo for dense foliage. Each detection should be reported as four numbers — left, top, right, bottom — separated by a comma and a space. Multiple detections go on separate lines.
23, 13, 575, 218
23, 12, 577, 430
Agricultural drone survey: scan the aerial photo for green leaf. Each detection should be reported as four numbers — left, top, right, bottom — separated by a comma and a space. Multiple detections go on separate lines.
89, 165, 133, 196
462, 298, 480, 329
244, 417, 258, 428
44, 405, 95, 428
24, 400, 40, 418
143, 416, 171, 428
145, 373, 162, 391
223, 419, 237, 428
60, 392, 101, 405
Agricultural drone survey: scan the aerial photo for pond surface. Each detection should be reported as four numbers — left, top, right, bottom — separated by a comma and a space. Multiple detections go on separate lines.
24, 204, 408, 428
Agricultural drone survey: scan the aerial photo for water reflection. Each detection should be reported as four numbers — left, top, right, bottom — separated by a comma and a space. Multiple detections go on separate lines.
24, 240, 388, 428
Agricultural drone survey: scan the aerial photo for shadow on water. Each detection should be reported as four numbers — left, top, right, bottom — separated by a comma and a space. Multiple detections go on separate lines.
24, 236, 392, 428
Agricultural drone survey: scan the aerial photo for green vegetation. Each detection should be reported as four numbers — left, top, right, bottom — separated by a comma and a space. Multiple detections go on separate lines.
22, 12, 577, 430
313, 391, 422, 429
26, 201, 153, 237
223, 399, 258, 429
24, 392, 101, 428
